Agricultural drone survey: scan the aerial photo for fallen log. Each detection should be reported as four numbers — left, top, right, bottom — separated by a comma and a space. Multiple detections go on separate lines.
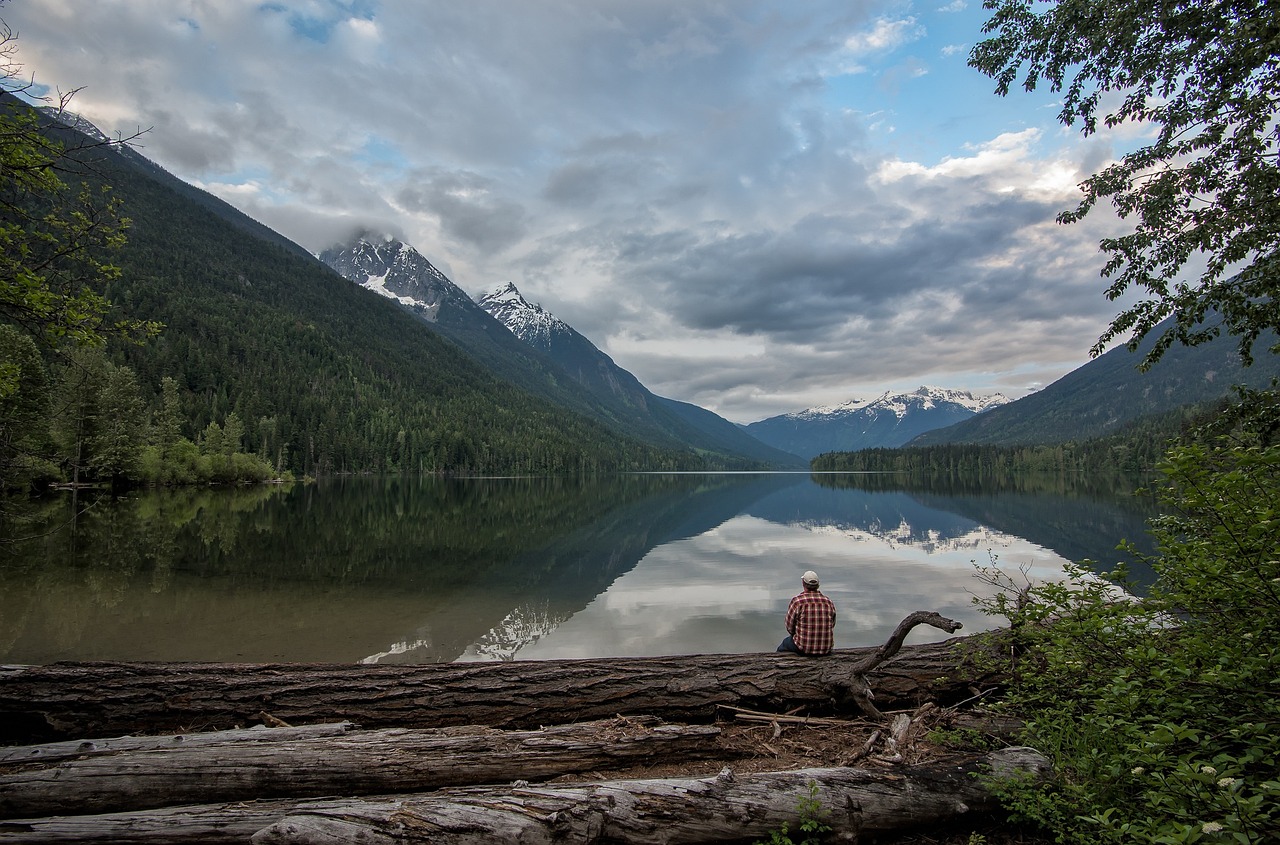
0, 717, 727, 820
0, 749, 1050, 845
0, 796, 395, 845
0, 722, 358, 766
251, 747, 1052, 845
0, 628, 1005, 744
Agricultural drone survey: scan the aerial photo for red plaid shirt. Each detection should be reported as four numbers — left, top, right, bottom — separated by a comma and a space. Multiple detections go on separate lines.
785, 589, 836, 655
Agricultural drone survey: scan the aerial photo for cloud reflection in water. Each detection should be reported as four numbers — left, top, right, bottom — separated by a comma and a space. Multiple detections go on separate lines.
476, 510, 1070, 660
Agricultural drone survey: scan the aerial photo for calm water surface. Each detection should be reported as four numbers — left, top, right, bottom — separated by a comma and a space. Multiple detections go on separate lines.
0, 472, 1158, 664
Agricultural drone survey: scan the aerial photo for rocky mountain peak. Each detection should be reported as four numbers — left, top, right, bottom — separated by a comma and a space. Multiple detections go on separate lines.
745, 386, 1011, 459
319, 235, 463, 320
476, 282, 569, 352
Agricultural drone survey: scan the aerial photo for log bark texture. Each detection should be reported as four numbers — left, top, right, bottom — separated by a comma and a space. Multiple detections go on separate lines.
0, 635, 1002, 744
0, 718, 726, 819
0, 796, 395, 845
0, 749, 1050, 845
251, 748, 1051, 845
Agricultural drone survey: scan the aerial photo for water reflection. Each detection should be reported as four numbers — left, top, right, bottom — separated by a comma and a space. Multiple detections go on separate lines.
0, 472, 1158, 664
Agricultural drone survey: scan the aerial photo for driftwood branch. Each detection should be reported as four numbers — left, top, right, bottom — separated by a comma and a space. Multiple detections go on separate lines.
839, 611, 964, 721
852, 611, 964, 674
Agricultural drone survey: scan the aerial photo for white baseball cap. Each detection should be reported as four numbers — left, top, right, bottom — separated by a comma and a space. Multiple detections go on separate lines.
801, 570, 820, 586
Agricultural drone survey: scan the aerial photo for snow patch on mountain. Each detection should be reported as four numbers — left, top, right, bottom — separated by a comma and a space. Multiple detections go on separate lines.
476, 282, 571, 351
797, 386, 1009, 422
41, 107, 117, 147
319, 235, 464, 321
744, 386, 1011, 459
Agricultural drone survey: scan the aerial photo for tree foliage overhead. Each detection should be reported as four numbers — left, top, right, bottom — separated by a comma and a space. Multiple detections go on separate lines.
970, 0, 1280, 368
0, 17, 157, 362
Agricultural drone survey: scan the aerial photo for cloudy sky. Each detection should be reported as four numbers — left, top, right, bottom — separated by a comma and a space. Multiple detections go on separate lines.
6, 0, 1147, 423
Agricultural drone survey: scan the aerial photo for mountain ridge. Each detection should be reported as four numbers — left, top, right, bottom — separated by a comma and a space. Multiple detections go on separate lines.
320, 239, 803, 468
16, 96, 713, 475
476, 280, 807, 468
909, 323, 1280, 447
745, 386, 1010, 459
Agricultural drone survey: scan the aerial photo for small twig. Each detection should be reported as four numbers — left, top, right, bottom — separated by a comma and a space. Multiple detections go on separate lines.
718, 704, 873, 727
256, 711, 292, 728
731, 712, 870, 727
949, 687, 995, 709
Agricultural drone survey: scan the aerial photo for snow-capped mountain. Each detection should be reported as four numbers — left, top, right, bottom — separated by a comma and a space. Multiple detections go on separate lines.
320, 239, 803, 467
41, 107, 117, 146
320, 235, 642, 427
478, 282, 806, 468
476, 282, 648, 406
476, 282, 570, 351
319, 236, 477, 323
744, 386, 1011, 460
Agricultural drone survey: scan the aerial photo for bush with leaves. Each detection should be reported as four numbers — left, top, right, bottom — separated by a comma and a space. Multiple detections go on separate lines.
976, 395, 1280, 843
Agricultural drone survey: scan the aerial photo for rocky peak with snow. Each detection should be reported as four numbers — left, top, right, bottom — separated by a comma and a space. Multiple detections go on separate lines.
476, 282, 572, 352
744, 386, 1010, 460
41, 107, 116, 147
319, 235, 469, 321
798, 386, 1009, 422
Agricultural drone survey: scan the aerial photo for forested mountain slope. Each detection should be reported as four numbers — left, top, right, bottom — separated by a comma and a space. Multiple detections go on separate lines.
34, 107, 714, 475
911, 322, 1280, 446
475, 282, 805, 468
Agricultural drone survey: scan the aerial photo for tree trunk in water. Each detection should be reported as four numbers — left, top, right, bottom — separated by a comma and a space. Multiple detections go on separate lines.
0, 635, 1002, 744
0, 718, 727, 819
0, 749, 1049, 845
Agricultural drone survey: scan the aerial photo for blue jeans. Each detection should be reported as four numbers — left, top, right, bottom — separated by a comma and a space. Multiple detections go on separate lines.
777, 635, 804, 654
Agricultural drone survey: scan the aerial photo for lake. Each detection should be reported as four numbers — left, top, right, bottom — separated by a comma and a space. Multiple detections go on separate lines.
0, 472, 1159, 665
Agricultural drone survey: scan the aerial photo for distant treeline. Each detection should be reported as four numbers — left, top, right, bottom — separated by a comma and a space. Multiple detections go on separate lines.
810, 402, 1221, 477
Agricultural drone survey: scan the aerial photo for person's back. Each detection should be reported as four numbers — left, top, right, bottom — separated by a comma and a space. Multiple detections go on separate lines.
777, 569, 836, 656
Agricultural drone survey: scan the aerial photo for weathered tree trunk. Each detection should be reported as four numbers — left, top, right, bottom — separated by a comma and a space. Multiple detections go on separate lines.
0, 633, 1003, 744
0, 722, 358, 766
251, 748, 1051, 845
0, 796, 374, 845
0, 718, 727, 819
0, 749, 1049, 845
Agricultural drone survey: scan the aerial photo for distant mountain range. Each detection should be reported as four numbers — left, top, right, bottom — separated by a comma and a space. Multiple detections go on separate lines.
911, 323, 1280, 446
320, 238, 805, 468
745, 387, 1009, 459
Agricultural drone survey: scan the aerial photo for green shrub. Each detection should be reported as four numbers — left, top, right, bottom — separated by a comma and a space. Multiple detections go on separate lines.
754, 781, 831, 845
977, 397, 1280, 843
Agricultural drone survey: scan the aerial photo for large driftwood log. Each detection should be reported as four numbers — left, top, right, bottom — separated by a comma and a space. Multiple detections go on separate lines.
0, 796, 386, 845
0, 722, 358, 766
0, 718, 727, 820
251, 748, 1051, 845
0, 628, 1003, 744
0, 749, 1050, 845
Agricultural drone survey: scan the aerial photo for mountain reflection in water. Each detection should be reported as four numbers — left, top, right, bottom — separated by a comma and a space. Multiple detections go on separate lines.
0, 472, 1158, 664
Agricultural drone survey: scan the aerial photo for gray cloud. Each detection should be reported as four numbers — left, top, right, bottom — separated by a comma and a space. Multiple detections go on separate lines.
5, 0, 1133, 422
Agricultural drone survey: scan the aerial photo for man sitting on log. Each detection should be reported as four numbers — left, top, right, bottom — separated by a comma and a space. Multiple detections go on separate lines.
777, 569, 836, 656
